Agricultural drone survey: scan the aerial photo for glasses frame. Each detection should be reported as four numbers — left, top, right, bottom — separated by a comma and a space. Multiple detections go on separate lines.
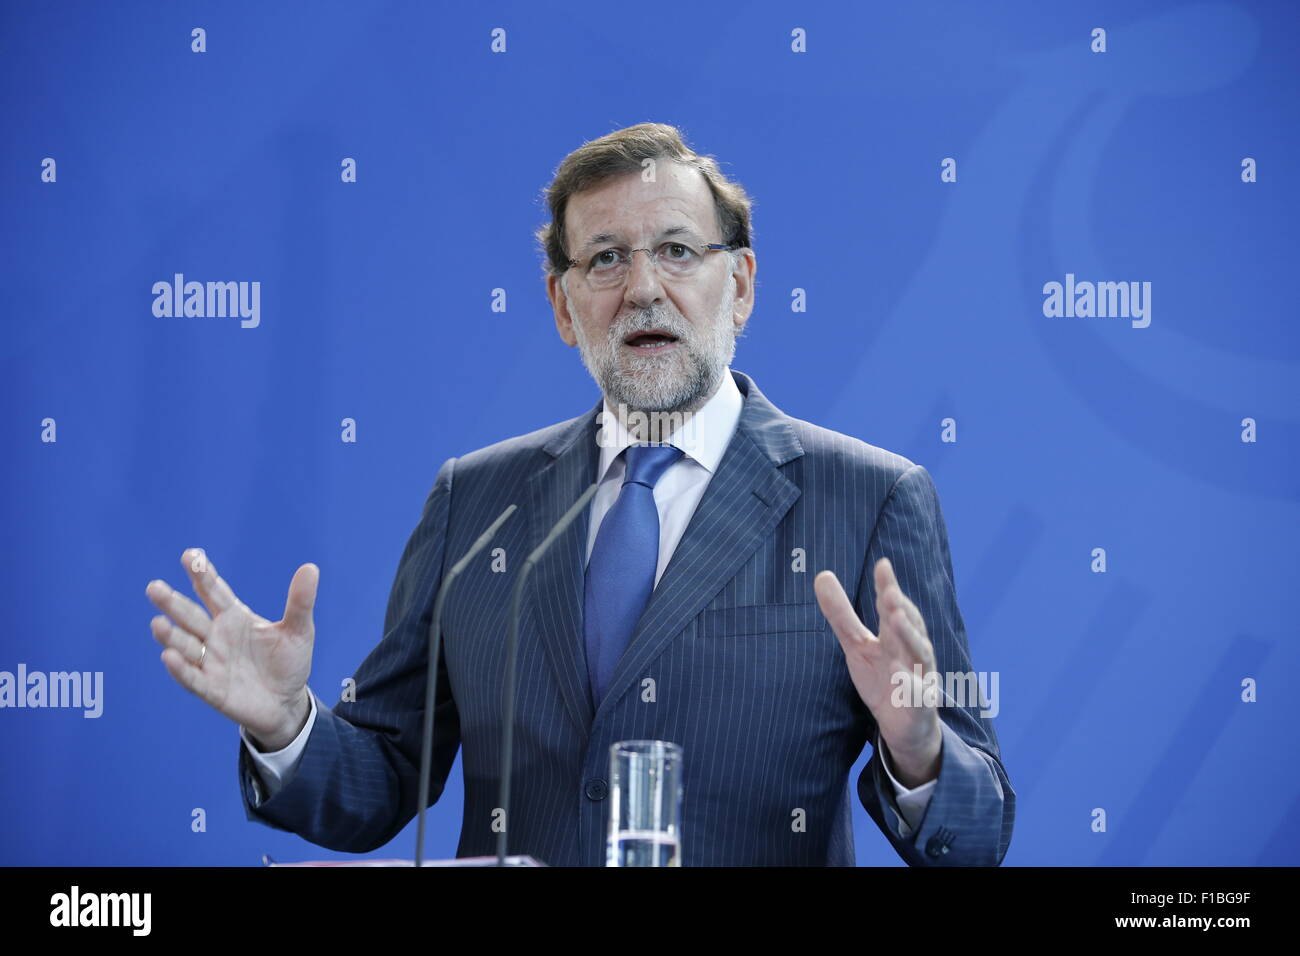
566, 239, 739, 288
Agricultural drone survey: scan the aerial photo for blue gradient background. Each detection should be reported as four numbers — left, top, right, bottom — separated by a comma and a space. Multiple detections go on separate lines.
2, 0, 1296, 865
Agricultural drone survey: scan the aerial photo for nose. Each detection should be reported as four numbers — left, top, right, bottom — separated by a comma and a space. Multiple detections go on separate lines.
622, 248, 665, 309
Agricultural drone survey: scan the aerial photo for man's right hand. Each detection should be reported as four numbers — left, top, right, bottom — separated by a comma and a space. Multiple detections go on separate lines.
146, 548, 318, 752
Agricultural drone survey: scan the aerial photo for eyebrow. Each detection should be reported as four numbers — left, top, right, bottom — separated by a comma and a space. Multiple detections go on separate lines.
577, 225, 704, 253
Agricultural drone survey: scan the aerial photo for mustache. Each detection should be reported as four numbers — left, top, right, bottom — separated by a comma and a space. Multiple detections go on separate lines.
606, 311, 691, 343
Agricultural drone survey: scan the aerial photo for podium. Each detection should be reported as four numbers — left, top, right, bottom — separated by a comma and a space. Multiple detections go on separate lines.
262, 855, 546, 867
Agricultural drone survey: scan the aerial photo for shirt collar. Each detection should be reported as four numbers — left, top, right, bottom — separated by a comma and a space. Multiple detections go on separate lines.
595, 367, 743, 483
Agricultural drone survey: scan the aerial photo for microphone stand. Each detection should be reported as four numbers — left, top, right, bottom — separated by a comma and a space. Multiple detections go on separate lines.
496, 482, 600, 865
414, 504, 518, 867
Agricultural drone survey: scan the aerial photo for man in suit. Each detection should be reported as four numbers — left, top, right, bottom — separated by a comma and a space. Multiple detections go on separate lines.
145, 123, 1013, 866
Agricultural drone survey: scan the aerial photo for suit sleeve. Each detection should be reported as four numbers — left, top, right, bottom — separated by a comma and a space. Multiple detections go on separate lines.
854, 463, 1015, 865
237, 456, 463, 853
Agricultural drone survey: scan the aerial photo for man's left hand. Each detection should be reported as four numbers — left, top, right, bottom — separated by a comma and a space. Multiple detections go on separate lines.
814, 557, 942, 788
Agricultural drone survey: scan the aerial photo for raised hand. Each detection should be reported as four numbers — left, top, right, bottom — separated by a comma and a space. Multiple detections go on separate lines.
146, 548, 318, 751
814, 557, 943, 787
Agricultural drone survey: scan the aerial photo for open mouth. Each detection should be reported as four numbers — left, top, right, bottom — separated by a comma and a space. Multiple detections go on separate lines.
623, 330, 680, 349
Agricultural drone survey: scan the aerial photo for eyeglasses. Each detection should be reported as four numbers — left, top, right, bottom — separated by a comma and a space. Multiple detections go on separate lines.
566, 239, 738, 290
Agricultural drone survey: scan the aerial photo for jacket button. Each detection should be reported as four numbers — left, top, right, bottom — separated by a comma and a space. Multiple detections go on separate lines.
585, 778, 608, 801
925, 833, 952, 858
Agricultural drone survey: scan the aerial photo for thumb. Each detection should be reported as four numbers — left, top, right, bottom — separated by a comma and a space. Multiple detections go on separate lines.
280, 563, 319, 634
814, 569, 875, 647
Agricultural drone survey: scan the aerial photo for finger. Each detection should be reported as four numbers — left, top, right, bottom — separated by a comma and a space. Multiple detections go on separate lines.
150, 614, 207, 665
814, 570, 878, 651
873, 557, 902, 617
886, 604, 935, 667
280, 563, 319, 634
180, 548, 240, 616
160, 647, 212, 700
874, 557, 926, 637
872, 562, 933, 668
145, 579, 213, 641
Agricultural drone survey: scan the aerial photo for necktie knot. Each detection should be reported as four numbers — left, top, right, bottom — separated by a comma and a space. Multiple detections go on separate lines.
623, 443, 683, 490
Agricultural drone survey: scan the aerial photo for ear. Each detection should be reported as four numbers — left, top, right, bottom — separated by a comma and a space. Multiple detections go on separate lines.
547, 272, 579, 347
729, 248, 757, 335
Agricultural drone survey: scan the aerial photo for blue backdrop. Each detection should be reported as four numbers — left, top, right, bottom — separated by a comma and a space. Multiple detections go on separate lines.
2, 0, 1296, 866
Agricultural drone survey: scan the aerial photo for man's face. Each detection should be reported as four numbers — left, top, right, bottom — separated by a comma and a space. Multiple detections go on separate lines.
547, 161, 756, 415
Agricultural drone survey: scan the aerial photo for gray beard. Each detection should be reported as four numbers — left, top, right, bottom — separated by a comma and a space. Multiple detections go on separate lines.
569, 279, 738, 417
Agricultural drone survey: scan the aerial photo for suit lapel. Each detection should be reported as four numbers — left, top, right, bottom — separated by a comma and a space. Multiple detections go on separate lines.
525, 401, 602, 737
593, 369, 805, 724
523, 370, 806, 733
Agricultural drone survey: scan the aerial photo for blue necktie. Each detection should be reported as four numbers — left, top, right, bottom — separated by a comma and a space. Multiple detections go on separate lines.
583, 443, 684, 708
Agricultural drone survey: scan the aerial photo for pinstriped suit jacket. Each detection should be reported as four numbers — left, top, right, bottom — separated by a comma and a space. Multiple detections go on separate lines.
239, 368, 1014, 866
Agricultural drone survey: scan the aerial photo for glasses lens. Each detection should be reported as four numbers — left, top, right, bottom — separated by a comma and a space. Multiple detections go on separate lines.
585, 249, 624, 288
583, 242, 708, 289
657, 241, 704, 276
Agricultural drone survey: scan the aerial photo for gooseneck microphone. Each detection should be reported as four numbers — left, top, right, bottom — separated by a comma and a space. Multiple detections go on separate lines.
414, 503, 518, 868
496, 482, 600, 866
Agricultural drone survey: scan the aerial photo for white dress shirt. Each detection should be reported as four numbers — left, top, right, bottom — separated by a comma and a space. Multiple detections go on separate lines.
242, 368, 937, 837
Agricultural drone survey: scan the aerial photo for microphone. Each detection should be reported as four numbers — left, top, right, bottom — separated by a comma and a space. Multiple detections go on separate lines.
496, 481, 600, 866
414, 503, 518, 868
